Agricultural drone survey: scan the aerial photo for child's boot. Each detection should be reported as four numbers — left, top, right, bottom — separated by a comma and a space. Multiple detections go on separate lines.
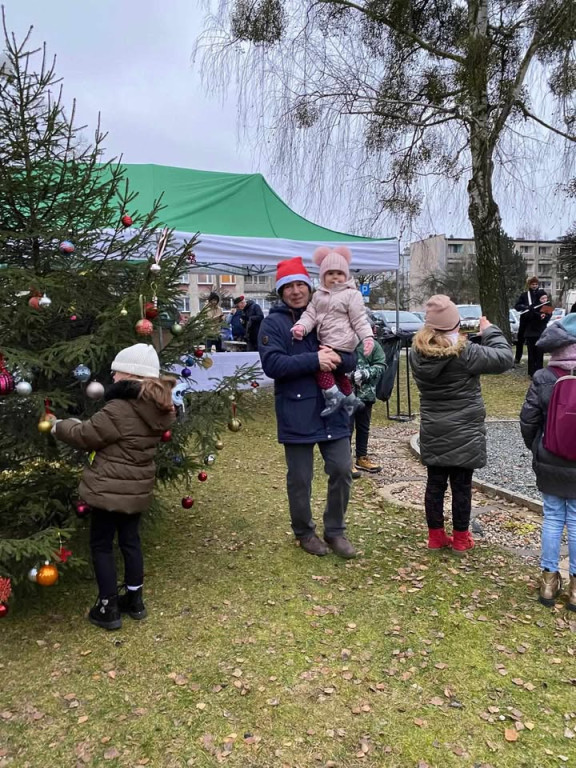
88, 595, 122, 630
342, 393, 365, 417
539, 570, 561, 607
320, 386, 346, 417
427, 528, 453, 549
118, 585, 147, 620
567, 575, 576, 612
452, 530, 475, 555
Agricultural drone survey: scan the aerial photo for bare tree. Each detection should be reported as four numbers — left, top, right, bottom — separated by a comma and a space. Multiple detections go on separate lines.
195, 0, 575, 330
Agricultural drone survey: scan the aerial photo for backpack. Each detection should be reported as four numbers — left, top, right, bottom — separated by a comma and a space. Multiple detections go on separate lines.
543, 366, 576, 461
375, 336, 402, 402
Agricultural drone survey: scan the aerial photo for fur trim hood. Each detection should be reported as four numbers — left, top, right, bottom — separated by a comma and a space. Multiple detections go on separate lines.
411, 332, 468, 359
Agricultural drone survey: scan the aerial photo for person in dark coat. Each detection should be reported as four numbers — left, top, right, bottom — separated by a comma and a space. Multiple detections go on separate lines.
523, 291, 552, 376
520, 314, 576, 610
258, 256, 357, 558
236, 296, 264, 351
410, 295, 513, 554
53, 344, 176, 630
230, 298, 246, 341
514, 276, 545, 366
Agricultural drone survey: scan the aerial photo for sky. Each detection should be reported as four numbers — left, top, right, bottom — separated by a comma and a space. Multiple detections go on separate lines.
7, 1, 576, 243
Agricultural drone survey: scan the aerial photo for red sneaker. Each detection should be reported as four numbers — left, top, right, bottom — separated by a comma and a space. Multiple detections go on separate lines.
427, 528, 453, 549
452, 530, 475, 554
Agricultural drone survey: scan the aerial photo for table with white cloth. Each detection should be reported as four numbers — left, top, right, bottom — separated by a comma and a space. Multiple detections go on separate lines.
172, 351, 272, 392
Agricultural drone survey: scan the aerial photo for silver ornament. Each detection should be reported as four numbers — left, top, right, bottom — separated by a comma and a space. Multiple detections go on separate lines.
120, 307, 128, 317
16, 381, 32, 396
38, 293, 52, 307
28, 566, 38, 583
204, 454, 216, 466
171, 323, 183, 335
73, 364, 91, 382
86, 381, 105, 400
150, 263, 161, 273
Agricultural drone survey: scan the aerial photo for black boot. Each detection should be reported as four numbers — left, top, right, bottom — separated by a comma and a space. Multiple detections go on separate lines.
117, 585, 147, 620
88, 595, 122, 630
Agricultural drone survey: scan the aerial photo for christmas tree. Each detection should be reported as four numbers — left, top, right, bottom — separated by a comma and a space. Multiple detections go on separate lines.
0, 21, 256, 598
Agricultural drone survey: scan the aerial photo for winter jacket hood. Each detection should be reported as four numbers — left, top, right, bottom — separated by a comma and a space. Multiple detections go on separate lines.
410, 326, 513, 469
55, 380, 176, 514
536, 318, 576, 352
258, 301, 355, 444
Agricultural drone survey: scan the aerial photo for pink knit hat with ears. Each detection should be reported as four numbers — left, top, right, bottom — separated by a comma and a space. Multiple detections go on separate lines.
313, 245, 352, 284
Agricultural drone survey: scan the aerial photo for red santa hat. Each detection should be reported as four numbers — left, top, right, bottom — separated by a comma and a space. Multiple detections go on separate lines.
275, 256, 313, 293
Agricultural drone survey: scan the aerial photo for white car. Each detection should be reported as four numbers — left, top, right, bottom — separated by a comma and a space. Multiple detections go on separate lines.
549, 307, 566, 324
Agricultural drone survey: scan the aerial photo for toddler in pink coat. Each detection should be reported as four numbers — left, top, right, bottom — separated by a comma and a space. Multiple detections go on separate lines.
292, 246, 374, 416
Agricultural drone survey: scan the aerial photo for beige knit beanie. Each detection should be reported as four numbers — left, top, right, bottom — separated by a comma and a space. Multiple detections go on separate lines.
111, 343, 160, 378
424, 295, 461, 332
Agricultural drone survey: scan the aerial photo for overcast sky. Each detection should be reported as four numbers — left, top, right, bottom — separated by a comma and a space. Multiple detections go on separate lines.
7, 1, 576, 242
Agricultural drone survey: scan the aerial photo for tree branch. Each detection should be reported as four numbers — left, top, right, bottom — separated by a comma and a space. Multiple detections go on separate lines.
517, 103, 576, 142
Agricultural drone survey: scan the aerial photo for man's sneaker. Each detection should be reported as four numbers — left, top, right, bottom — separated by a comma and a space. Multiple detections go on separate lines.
355, 456, 382, 473
88, 595, 122, 631
118, 585, 147, 620
320, 388, 346, 418
324, 535, 357, 559
298, 534, 330, 556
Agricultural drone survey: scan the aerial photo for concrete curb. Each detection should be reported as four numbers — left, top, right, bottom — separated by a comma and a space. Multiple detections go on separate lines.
408, 433, 543, 515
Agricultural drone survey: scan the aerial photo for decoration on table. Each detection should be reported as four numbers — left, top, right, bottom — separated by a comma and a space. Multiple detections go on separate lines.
250, 381, 260, 388
38, 399, 56, 433
150, 228, 169, 274
59, 240, 75, 254
121, 213, 133, 228
36, 561, 59, 586
197, 470, 208, 482
185, 356, 195, 365
28, 566, 39, 583
227, 402, 242, 433
54, 546, 72, 564
38, 293, 52, 308
193, 348, 204, 358
204, 454, 215, 466
0, 577, 12, 617
215, 439, 224, 451
181, 366, 192, 378
201, 357, 213, 369
16, 381, 32, 396
171, 322, 183, 335
161, 430, 172, 442
181, 496, 194, 509
135, 318, 154, 336
86, 381, 105, 400
73, 364, 91, 382
75, 500, 89, 518
0, 356, 15, 395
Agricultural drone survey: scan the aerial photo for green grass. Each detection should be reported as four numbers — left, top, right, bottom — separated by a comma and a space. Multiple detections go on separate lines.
2, 375, 575, 768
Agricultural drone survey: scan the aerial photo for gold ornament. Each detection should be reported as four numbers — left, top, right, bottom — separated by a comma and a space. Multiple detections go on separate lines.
120, 307, 128, 317
201, 357, 213, 369
38, 419, 53, 433
215, 439, 224, 451
227, 418, 242, 433
36, 562, 59, 587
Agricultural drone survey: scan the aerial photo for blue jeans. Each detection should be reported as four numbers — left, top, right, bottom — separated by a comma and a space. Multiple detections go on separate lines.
541, 494, 576, 574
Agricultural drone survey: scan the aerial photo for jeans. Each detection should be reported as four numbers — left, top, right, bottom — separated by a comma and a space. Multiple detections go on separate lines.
90, 508, 144, 597
541, 493, 576, 574
425, 466, 473, 532
350, 401, 373, 458
284, 438, 352, 539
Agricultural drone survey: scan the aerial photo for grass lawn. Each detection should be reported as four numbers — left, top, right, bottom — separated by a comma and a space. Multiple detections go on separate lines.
2, 370, 575, 768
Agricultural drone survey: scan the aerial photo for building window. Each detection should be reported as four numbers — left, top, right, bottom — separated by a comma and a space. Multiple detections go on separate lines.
176, 295, 191, 313
179, 272, 190, 285
245, 275, 268, 285
219, 274, 237, 285
520, 245, 533, 254
448, 244, 463, 254
196, 273, 215, 285
538, 246, 549, 256
539, 263, 552, 275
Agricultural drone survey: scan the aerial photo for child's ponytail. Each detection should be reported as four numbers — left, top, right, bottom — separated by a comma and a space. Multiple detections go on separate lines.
138, 376, 176, 412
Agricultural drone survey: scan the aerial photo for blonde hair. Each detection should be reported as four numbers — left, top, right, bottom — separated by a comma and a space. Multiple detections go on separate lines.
138, 376, 176, 412
414, 326, 459, 350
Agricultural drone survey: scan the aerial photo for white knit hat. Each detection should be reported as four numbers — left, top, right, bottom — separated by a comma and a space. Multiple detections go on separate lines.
111, 343, 160, 378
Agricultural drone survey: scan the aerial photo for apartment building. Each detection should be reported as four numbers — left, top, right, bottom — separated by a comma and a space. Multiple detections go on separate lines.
408, 234, 563, 308
175, 271, 277, 319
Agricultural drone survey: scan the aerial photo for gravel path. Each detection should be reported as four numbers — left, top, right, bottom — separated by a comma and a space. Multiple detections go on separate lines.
475, 421, 539, 501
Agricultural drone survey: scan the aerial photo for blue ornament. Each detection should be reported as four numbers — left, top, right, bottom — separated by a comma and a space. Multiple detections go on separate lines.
173, 456, 183, 465
185, 356, 195, 366
181, 367, 192, 378
59, 240, 75, 254
73, 364, 91, 382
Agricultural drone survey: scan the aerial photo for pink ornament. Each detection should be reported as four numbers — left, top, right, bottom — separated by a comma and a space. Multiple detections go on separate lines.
135, 318, 154, 336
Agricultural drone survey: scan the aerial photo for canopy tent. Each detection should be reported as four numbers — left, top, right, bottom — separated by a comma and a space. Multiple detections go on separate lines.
117, 164, 399, 275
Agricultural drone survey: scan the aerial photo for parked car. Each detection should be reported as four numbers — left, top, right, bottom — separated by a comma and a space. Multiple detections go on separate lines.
456, 304, 482, 333
509, 309, 519, 342
550, 307, 566, 324
412, 311, 425, 322
370, 309, 424, 335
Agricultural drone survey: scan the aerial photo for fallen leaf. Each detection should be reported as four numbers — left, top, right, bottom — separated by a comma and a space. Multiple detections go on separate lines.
77, 715, 89, 724
429, 696, 444, 707
504, 729, 518, 743
103, 747, 120, 760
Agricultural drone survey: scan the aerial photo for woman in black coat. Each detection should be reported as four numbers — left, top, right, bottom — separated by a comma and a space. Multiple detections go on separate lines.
514, 276, 545, 366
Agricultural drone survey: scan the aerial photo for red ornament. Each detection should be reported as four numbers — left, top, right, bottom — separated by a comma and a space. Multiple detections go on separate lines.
145, 302, 159, 320
75, 501, 89, 517
161, 430, 172, 442
121, 214, 133, 228
198, 470, 208, 482
0, 577, 12, 604
250, 381, 260, 388
28, 296, 41, 310
0, 603, 8, 618
194, 348, 204, 358
54, 546, 72, 564
181, 496, 194, 509
135, 318, 154, 336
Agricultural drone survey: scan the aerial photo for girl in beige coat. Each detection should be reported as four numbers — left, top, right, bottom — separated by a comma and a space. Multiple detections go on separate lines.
292, 246, 374, 416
